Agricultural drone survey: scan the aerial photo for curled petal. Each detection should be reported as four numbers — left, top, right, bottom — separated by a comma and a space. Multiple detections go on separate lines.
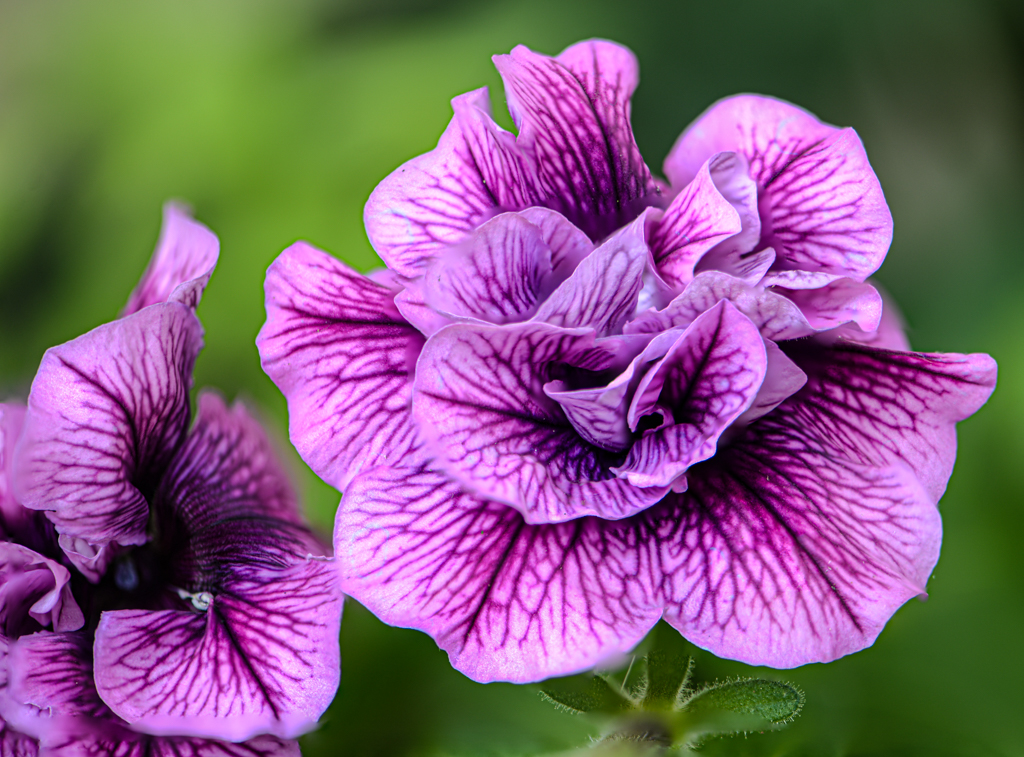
13, 304, 203, 580
93, 558, 342, 742
544, 330, 680, 453
335, 466, 662, 683
735, 339, 807, 425
364, 92, 497, 277
832, 284, 910, 351
648, 154, 745, 290
666, 95, 892, 280
423, 213, 553, 325
781, 277, 883, 334
517, 207, 592, 280
0, 544, 83, 635
393, 285, 454, 339
534, 211, 651, 336
258, 242, 425, 492
413, 322, 665, 523
617, 302, 767, 488
122, 203, 220, 316
627, 271, 823, 342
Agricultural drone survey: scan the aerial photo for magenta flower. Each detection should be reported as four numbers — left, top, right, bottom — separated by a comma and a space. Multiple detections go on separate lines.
258, 40, 996, 683
1, 205, 341, 754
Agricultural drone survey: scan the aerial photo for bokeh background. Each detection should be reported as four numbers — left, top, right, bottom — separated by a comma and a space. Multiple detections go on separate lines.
2, 0, 1023, 754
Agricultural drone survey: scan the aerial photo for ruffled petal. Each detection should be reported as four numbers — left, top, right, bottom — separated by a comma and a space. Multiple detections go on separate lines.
617, 302, 767, 488
364, 91, 498, 277
421, 213, 553, 324
0, 544, 83, 636
490, 43, 657, 238
257, 242, 425, 492
626, 271, 820, 342
412, 322, 665, 522
93, 558, 341, 741
335, 466, 662, 683
122, 203, 220, 316
13, 304, 203, 581
533, 212, 650, 336
648, 154, 745, 290
665, 95, 892, 280
652, 342, 996, 666
832, 284, 910, 350
778, 277, 883, 334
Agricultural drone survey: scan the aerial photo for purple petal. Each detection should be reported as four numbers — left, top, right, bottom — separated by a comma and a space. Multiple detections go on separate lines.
45, 735, 299, 757
692, 152, 764, 277
626, 271, 816, 342
412, 322, 665, 523
0, 728, 35, 757
665, 95, 892, 280
552, 40, 656, 222
13, 304, 203, 581
393, 285, 454, 338
735, 339, 807, 425
616, 302, 767, 488
517, 207, 592, 280
364, 90, 498, 278
781, 277, 883, 334
2, 632, 110, 737
422, 213, 553, 324
489, 43, 657, 238
0, 544, 83, 635
335, 466, 662, 683
93, 558, 342, 741
122, 203, 220, 316
155, 392, 321, 566
257, 242, 426, 492
1, 634, 296, 757
0, 404, 26, 533
832, 284, 910, 351
648, 154, 745, 290
647, 343, 996, 666
533, 211, 651, 336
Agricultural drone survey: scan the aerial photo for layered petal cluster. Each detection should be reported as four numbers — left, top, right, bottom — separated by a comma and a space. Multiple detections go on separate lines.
260, 41, 996, 684
1, 204, 342, 755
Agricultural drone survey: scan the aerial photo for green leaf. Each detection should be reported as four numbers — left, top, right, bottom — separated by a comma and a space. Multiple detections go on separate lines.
540, 675, 634, 715
686, 678, 804, 724
640, 650, 694, 710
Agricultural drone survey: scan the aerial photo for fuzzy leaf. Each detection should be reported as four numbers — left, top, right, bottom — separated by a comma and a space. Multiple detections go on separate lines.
541, 675, 633, 715
686, 678, 804, 724
640, 650, 693, 710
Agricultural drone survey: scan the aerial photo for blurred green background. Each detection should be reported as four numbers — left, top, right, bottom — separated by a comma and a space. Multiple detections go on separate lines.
2, 0, 1023, 754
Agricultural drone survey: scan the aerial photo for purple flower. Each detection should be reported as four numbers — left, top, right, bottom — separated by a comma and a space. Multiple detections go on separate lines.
1, 205, 341, 753
258, 41, 996, 683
